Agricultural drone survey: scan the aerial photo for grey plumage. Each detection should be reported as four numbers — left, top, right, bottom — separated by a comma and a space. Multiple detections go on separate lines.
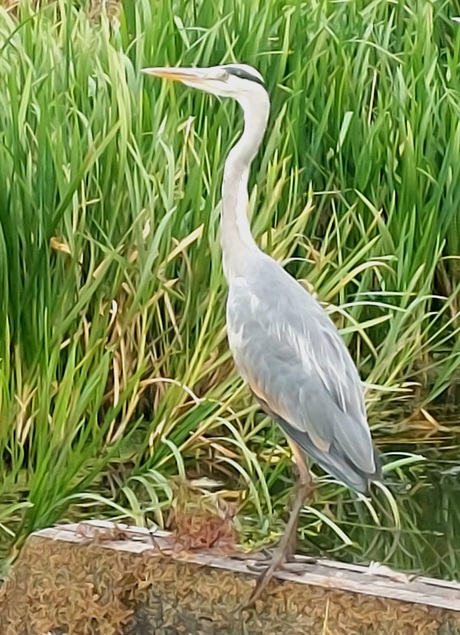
227, 252, 381, 492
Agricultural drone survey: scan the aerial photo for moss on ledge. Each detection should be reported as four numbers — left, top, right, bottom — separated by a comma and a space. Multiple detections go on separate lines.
1, 522, 459, 635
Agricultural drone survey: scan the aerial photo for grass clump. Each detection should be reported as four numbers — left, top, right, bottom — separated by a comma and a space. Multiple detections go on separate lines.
0, 0, 459, 579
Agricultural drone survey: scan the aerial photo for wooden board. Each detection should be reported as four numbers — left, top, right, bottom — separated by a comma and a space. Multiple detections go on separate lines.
0, 520, 460, 634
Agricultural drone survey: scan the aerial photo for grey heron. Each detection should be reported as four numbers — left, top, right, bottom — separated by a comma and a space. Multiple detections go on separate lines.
142, 63, 382, 603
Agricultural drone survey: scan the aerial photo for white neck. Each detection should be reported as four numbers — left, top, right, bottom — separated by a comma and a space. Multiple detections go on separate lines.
221, 88, 270, 279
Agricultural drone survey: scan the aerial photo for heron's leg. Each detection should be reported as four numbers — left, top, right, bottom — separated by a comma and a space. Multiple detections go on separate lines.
243, 441, 314, 606
283, 439, 313, 559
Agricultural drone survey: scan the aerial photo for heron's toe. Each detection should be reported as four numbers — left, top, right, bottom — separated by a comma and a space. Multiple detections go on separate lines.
246, 553, 316, 573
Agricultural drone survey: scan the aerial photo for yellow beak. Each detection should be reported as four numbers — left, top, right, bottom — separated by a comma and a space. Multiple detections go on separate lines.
141, 67, 207, 85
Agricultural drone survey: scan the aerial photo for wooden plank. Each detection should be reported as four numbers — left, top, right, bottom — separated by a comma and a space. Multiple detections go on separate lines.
0, 520, 459, 635
33, 520, 460, 612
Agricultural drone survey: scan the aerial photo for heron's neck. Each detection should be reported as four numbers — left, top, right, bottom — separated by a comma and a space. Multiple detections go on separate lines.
221, 90, 270, 279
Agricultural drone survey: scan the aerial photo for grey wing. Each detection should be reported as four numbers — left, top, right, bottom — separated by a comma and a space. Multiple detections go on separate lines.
227, 261, 381, 492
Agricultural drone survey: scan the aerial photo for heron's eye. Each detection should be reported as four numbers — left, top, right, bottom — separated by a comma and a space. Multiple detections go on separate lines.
217, 70, 229, 82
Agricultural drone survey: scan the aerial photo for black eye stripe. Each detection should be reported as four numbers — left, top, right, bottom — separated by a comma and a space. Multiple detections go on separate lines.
226, 67, 265, 87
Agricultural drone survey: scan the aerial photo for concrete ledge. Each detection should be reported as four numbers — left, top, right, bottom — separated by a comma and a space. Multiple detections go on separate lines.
1, 520, 460, 634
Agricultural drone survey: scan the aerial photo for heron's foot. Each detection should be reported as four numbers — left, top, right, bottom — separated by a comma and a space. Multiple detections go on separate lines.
229, 547, 275, 562
239, 477, 313, 608
244, 549, 316, 573
242, 545, 287, 608
240, 548, 316, 608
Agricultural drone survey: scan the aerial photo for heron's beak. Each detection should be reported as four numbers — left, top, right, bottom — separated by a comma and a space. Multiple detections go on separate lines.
141, 67, 208, 86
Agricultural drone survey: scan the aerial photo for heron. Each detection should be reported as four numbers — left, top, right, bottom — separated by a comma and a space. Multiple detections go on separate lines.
142, 63, 382, 603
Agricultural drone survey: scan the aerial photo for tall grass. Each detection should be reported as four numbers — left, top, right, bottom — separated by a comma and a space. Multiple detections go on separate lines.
0, 0, 459, 577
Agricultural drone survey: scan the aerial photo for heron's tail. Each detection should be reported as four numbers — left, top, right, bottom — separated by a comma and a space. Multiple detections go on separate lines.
278, 417, 382, 494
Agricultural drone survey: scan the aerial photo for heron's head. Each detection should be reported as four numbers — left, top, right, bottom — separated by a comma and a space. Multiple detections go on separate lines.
141, 63, 266, 101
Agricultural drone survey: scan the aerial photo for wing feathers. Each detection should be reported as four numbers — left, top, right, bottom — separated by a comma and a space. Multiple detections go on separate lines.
227, 261, 381, 492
